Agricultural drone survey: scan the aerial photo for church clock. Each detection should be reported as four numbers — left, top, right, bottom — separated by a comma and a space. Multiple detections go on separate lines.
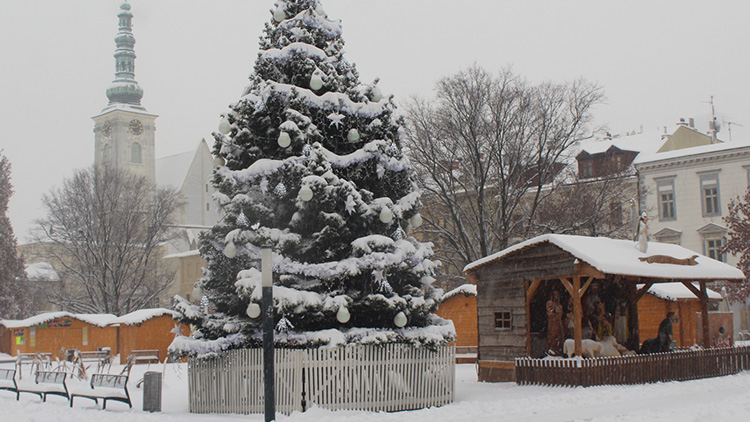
102, 121, 113, 137
129, 119, 143, 135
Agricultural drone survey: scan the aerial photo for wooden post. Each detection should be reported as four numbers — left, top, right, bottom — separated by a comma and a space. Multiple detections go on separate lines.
573, 277, 582, 357
525, 279, 542, 356
700, 281, 710, 348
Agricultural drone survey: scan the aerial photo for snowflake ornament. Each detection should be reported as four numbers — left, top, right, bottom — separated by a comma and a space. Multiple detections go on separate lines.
260, 177, 269, 193
327, 112, 345, 128
345, 195, 356, 215
376, 164, 385, 179
170, 324, 184, 337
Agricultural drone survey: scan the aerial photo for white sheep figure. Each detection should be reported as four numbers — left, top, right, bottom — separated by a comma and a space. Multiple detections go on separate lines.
563, 338, 602, 358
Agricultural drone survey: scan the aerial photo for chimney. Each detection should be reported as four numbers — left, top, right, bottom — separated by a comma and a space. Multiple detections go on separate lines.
689, 117, 695, 128
677, 118, 688, 127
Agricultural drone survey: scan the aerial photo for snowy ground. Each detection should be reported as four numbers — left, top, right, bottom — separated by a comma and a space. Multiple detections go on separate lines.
2, 356, 750, 422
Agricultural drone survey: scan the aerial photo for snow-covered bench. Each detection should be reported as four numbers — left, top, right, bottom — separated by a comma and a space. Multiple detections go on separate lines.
0, 368, 18, 398
69, 373, 131, 409
17, 370, 69, 402
128, 349, 160, 364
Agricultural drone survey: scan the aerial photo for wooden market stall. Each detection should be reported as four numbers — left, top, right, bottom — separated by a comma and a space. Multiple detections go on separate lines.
435, 284, 477, 362
638, 283, 723, 347
116, 308, 187, 364
463, 234, 745, 383
0, 312, 119, 357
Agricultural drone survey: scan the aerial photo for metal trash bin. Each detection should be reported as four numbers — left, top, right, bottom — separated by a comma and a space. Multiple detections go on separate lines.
143, 371, 162, 412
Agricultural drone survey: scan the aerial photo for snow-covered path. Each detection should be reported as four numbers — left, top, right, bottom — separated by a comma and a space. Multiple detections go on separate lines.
2, 363, 750, 421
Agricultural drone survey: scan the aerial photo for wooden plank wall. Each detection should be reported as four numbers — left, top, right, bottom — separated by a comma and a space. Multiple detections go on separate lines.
638, 295, 701, 347
474, 244, 576, 362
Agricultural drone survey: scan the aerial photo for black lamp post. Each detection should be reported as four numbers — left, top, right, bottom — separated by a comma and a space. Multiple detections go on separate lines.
261, 246, 275, 422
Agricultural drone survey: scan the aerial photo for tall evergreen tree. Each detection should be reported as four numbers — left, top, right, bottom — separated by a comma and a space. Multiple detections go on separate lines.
0, 151, 32, 319
174, 0, 449, 350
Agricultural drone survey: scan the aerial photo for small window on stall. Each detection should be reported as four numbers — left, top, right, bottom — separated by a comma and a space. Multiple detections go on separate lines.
494, 311, 512, 330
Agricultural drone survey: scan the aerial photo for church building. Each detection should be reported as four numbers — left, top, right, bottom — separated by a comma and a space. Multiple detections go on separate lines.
20, 1, 218, 310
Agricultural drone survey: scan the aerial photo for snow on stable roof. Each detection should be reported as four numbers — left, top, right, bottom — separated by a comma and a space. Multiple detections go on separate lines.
642, 283, 723, 302
464, 234, 746, 281
442, 284, 477, 301
116, 308, 178, 325
1, 312, 119, 328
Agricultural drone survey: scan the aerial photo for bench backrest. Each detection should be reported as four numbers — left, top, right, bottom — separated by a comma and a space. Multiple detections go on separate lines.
131, 350, 159, 357
36, 371, 67, 384
91, 374, 127, 388
0, 368, 16, 381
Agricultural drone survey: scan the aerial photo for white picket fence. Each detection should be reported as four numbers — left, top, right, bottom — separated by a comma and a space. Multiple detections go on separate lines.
188, 344, 455, 415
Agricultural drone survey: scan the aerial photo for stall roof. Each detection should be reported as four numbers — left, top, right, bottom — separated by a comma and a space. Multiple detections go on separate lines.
0, 309, 179, 329
464, 234, 745, 281
643, 283, 723, 302
0, 312, 119, 329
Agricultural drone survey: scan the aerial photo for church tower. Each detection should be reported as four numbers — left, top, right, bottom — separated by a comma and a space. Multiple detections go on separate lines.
92, 1, 157, 184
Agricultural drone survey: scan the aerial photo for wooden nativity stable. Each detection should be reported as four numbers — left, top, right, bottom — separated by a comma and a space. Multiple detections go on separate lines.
463, 234, 745, 382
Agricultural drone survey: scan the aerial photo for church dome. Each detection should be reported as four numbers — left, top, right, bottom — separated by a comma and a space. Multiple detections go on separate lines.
107, 80, 144, 105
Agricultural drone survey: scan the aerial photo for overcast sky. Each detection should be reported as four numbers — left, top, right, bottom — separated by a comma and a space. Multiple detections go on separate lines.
2, 0, 749, 242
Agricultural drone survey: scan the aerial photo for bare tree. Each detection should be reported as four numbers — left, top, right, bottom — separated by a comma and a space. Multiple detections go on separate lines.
404, 66, 603, 286
530, 168, 638, 239
32, 165, 184, 315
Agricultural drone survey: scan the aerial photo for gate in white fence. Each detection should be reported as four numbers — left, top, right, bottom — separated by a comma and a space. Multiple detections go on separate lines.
188, 344, 455, 415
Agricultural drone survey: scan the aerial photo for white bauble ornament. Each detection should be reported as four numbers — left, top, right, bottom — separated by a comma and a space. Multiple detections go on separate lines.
273, 7, 286, 22
347, 129, 360, 142
223, 240, 237, 258
246, 303, 261, 319
218, 118, 231, 134
310, 73, 324, 91
213, 155, 226, 167
336, 307, 350, 323
299, 186, 313, 201
394, 312, 407, 328
379, 207, 393, 224
410, 213, 423, 228
371, 86, 383, 102
278, 131, 291, 148
191, 285, 202, 301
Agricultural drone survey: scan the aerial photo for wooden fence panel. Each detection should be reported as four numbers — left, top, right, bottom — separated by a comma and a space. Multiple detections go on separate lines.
188, 344, 454, 415
515, 346, 750, 388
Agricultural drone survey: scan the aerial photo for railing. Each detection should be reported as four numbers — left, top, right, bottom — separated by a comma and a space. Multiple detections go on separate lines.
188, 344, 455, 415
516, 346, 750, 387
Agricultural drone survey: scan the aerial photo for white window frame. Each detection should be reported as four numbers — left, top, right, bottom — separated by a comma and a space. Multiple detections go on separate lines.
699, 172, 721, 217
656, 177, 676, 221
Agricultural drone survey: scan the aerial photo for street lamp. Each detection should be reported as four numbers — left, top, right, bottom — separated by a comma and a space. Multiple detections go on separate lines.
261, 246, 275, 422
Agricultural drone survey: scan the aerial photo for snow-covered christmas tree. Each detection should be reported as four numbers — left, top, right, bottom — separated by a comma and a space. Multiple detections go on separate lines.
173, 0, 452, 352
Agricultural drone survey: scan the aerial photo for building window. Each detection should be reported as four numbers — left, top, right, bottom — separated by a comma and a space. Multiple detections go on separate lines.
131, 142, 142, 164
705, 238, 726, 262
580, 161, 593, 178
700, 172, 721, 217
494, 311, 512, 330
609, 202, 622, 226
656, 177, 676, 221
